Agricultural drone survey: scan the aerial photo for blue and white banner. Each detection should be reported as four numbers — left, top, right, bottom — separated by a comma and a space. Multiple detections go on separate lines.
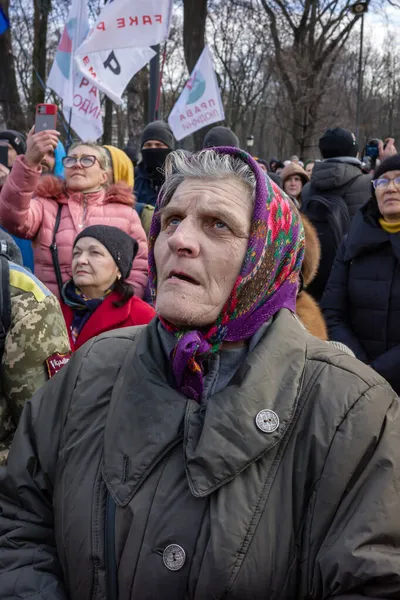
168, 46, 225, 141
47, 0, 103, 140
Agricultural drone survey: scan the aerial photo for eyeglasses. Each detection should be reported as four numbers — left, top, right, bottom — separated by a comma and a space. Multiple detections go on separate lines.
372, 176, 400, 190
62, 155, 100, 169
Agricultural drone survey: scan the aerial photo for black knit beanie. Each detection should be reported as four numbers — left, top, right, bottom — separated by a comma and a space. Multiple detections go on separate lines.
373, 154, 400, 181
0, 230, 23, 265
141, 121, 175, 150
203, 126, 240, 149
319, 127, 358, 159
0, 130, 26, 155
73, 225, 138, 279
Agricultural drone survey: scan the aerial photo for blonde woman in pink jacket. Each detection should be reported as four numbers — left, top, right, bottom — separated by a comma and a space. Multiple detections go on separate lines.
0, 128, 149, 298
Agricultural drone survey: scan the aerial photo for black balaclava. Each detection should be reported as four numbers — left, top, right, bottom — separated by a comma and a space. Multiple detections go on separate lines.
141, 121, 175, 180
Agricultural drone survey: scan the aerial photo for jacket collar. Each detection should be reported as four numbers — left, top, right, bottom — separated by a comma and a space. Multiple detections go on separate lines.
343, 199, 400, 262
103, 310, 306, 505
35, 176, 134, 207
324, 156, 361, 167
63, 291, 131, 350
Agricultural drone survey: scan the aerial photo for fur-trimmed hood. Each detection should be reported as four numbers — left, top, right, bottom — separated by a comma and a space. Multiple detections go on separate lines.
35, 175, 134, 207
301, 214, 321, 286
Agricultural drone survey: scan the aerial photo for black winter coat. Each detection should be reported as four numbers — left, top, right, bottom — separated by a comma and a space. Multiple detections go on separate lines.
134, 163, 162, 207
301, 158, 371, 301
322, 199, 400, 393
301, 157, 371, 218
1, 311, 400, 599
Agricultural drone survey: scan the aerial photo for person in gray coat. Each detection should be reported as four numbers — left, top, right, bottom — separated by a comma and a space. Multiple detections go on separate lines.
302, 127, 371, 216
301, 127, 372, 301
0, 147, 400, 600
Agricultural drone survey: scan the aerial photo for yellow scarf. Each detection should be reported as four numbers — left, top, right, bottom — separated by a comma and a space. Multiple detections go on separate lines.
379, 218, 400, 234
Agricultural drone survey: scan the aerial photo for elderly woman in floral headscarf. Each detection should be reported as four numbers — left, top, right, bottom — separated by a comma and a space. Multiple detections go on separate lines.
0, 148, 399, 600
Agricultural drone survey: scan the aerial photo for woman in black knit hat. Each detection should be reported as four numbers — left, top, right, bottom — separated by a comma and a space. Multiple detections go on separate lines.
60, 225, 155, 350
322, 154, 400, 393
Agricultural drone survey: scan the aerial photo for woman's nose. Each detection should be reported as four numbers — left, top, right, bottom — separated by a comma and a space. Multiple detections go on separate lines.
76, 253, 88, 264
167, 220, 200, 257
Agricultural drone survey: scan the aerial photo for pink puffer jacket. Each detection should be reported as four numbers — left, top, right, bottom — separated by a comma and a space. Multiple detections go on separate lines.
0, 156, 149, 298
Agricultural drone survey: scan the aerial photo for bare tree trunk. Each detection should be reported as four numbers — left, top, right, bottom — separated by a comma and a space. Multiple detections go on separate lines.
183, 0, 207, 71
126, 67, 148, 148
103, 98, 113, 145
183, 0, 209, 150
0, 0, 26, 130
31, 0, 51, 119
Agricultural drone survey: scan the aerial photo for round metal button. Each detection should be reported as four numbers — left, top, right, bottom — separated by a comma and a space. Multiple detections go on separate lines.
255, 409, 279, 433
163, 544, 186, 571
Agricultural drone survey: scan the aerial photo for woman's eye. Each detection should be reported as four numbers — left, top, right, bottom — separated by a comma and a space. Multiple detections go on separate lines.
165, 216, 181, 228
213, 220, 229, 230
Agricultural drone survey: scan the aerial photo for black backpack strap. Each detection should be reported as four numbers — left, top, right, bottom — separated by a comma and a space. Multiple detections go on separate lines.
0, 255, 11, 363
50, 204, 63, 298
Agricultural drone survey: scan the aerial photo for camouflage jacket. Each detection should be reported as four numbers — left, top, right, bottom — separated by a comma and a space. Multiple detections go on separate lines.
0, 263, 70, 464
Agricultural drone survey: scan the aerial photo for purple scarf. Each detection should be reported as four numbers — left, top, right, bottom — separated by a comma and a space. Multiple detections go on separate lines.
148, 147, 305, 401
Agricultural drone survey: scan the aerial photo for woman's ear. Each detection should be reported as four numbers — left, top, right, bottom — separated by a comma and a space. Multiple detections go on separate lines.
100, 170, 109, 186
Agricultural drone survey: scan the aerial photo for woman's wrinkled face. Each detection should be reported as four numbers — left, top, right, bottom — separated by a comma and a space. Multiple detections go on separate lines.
375, 169, 400, 222
284, 174, 303, 199
72, 237, 120, 298
154, 177, 253, 327
65, 145, 108, 192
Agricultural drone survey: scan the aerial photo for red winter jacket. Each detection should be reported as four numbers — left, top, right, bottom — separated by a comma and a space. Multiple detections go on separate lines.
0, 156, 149, 298
61, 291, 156, 351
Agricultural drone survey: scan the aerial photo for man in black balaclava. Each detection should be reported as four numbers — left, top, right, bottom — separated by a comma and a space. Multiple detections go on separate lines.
134, 121, 175, 207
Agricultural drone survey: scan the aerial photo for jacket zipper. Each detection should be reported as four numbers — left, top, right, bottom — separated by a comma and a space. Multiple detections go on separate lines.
80, 195, 88, 228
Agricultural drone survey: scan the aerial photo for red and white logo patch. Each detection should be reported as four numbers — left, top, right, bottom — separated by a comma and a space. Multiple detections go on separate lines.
45, 352, 71, 378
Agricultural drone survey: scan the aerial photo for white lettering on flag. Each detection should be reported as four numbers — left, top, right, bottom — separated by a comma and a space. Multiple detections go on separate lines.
168, 46, 225, 141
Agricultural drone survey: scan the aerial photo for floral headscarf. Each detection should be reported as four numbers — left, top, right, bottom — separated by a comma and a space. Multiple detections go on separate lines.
148, 147, 305, 401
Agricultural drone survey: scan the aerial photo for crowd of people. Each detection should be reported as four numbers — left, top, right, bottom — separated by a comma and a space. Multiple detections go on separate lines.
0, 117, 400, 598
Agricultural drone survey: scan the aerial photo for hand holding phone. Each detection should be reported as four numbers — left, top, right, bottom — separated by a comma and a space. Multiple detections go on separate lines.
35, 104, 58, 132
25, 126, 60, 170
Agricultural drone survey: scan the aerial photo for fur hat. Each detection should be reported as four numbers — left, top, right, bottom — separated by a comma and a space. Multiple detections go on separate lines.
74, 225, 138, 280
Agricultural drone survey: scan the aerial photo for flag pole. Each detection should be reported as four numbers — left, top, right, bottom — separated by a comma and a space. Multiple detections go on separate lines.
149, 45, 160, 123
155, 42, 167, 120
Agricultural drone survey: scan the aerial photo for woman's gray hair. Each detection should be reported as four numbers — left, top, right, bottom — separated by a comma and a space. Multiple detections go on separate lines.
159, 149, 256, 207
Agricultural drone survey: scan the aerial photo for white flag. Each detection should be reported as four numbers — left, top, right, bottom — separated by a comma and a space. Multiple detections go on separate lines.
168, 46, 225, 141
47, 0, 103, 141
76, 0, 173, 55
75, 47, 155, 105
